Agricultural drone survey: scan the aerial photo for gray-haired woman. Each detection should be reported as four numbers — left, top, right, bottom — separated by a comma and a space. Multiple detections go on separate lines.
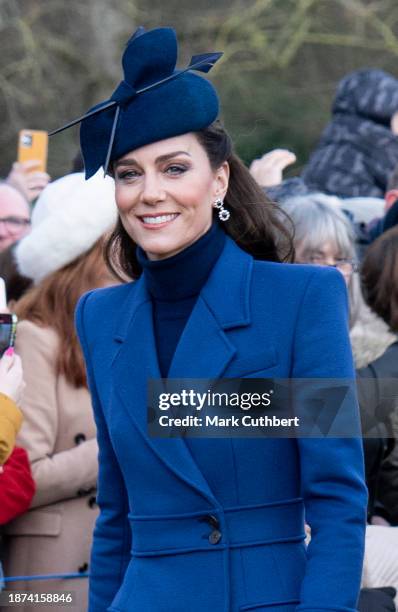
281, 193, 362, 327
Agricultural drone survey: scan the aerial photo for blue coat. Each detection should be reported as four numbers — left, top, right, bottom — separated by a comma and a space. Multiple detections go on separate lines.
76, 236, 367, 612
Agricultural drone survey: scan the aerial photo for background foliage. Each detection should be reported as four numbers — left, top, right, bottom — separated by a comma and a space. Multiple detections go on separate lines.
1, 0, 398, 178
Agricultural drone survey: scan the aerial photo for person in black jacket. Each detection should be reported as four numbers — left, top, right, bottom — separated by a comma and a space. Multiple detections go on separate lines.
358, 225, 398, 525
302, 69, 398, 198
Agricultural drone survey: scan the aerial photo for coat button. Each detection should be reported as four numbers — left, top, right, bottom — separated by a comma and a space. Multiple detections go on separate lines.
88, 495, 98, 509
206, 514, 219, 529
77, 487, 95, 497
74, 433, 86, 445
209, 529, 222, 545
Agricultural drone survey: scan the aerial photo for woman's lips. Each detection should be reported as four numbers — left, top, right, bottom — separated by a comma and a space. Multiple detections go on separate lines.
138, 213, 180, 229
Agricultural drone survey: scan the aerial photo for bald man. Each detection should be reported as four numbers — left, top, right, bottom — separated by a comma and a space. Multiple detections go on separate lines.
0, 184, 30, 253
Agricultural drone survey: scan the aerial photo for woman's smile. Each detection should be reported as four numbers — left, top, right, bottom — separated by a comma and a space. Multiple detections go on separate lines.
137, 212, 180, 229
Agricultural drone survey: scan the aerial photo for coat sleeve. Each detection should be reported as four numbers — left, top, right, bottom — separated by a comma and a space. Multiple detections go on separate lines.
0, 394, 23, 464
377, 406, 398, 524
76, 291, 131, 612
14, 321, 98, 508
0, 446, 35, 524
292, 267, 368, 612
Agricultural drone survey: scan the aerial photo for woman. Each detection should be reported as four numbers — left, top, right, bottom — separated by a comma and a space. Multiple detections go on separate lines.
2, 171, 118, 611
280, 193, 397, 366
356, 226, 398, 605
281, 193, 369, 327
359, 225, 398, 525
61, 27, 367, 612
0, 348, 35, 592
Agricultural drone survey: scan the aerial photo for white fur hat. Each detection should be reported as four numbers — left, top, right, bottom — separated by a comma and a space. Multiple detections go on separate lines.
15, 169, 118, 283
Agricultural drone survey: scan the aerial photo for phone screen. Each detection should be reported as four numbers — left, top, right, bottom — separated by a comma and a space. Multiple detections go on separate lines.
0, 313, 17, 357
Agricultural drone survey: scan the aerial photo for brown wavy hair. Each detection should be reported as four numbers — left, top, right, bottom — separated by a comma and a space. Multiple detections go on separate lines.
105, 121, 294, 280
361, 225, 398, 332
14, 239, 113, 388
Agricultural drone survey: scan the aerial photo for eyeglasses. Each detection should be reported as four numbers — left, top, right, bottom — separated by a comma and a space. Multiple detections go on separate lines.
304, 255, 359, 275
0, 217, 31, 232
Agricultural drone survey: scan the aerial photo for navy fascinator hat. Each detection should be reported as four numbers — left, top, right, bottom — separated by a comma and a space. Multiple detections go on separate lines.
50, 27, 223, 179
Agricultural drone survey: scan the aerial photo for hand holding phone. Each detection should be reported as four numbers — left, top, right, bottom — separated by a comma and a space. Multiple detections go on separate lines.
7, 160, 50, 203
0, 313, 17, 358
0, 351, 24, 405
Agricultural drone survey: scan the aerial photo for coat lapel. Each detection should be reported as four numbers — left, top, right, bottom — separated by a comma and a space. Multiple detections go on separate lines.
168, 238, 253, 378
112, 277, 219, 507
167, 296, 236, 379
111, 237, 253, 506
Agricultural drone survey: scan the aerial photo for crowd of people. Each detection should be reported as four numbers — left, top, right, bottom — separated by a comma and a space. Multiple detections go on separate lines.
0, 36, 398, 611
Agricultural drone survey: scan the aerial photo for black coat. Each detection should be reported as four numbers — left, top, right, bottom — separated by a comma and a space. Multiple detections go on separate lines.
302, 69, 398, 198
358, 587, 396, 612
357, 341, 398, 522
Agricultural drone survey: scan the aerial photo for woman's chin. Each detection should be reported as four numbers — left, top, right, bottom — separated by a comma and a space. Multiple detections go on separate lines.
143, 240, 186, 261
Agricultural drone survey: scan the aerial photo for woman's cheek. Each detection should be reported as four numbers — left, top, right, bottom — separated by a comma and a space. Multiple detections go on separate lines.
115, 192, 127, 211
115, 184, 134, 209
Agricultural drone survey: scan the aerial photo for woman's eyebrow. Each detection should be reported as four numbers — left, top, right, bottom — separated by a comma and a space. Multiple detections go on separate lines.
155, 151, 192, 163
114, 158, 139, 169
114, 151, 191, 169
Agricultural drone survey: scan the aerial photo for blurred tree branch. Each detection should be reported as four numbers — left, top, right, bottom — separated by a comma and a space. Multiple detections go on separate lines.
1, 0, 398, 177
0, 0, 129, 176
207, 0, 398, 74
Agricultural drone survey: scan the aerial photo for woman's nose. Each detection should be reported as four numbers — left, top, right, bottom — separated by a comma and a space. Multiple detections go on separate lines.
140, 174, 166, 205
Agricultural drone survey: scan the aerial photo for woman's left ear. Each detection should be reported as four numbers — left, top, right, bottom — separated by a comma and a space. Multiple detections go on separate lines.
214, 161, 230, 200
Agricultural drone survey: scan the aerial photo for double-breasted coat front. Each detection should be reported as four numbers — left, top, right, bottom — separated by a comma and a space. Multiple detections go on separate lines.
76, 236, 367, 612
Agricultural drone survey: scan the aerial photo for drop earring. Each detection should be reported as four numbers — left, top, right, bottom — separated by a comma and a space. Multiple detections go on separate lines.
213, 198, 230, 222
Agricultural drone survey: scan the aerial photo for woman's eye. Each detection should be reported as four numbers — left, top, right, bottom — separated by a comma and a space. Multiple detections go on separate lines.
165, 164, 187, 175
116, 170, 140, 181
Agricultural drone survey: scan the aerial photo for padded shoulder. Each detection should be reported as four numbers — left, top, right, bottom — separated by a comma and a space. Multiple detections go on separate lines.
75, 281, 137, 351
251, 258, 342, 300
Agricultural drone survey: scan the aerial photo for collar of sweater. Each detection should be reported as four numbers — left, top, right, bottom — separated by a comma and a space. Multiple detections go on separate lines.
136, 222, 226, 302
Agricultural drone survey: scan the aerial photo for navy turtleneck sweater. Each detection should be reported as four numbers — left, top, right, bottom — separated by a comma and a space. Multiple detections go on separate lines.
137, 222, 226, 377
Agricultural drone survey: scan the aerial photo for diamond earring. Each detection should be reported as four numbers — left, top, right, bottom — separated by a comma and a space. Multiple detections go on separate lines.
213, 198, 230, 222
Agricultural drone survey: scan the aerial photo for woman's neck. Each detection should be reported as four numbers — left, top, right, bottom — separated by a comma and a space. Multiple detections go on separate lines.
137, 222, 226, 301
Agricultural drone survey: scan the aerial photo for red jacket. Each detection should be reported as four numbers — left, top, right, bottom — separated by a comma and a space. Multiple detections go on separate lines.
0, 446, 35, 524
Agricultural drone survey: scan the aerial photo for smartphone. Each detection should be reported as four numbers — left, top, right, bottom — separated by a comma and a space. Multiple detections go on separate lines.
0, 278, 6, 311
0, 279, 17, 358
0, 313, 17, 357
17, 129, 48, 173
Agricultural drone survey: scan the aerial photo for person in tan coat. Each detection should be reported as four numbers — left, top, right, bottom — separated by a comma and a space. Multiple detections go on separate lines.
0, 347, 35, 592
2, 170, 118, 611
